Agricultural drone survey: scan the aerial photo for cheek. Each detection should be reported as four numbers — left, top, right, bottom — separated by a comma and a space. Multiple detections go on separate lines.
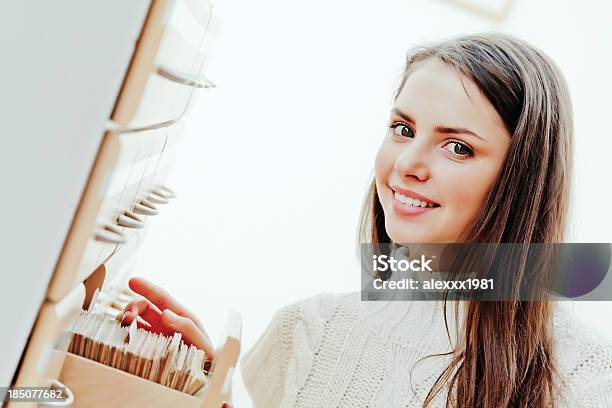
440, 162, 499, 222
374, 139, 395, 182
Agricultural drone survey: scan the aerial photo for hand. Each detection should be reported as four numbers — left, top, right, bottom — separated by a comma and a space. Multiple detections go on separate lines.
117, 277, 215, 360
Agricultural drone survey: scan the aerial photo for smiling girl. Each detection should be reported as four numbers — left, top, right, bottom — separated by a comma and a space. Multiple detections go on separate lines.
120, 33, 612, 407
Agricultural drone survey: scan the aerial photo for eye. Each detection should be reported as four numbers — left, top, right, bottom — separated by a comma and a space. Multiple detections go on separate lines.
389, 123, 415, 138
443, 140, 473, 158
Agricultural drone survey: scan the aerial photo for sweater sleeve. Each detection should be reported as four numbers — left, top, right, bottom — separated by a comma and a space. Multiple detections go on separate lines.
240, 302, 302, 407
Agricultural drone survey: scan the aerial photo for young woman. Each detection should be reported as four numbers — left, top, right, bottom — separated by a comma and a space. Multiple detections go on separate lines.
119, 33, 612, 407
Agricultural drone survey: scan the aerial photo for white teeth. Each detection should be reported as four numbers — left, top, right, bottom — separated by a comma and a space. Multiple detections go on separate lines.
394, 191, 436, 208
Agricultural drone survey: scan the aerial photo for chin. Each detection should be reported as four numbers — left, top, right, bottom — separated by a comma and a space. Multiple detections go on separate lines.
384, 220, 433, 244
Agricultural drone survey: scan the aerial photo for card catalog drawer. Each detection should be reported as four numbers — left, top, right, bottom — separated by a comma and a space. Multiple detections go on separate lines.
90, 130, 150, 280
60, 353, 206, 408
111, 0, 216, 131
58, 310, 241, 408
124, 74, 194, 129
145, 122, 183, 194
156, 0, 217, 87
88, 125, 169, 277
100, 230, 142, 288
48, 127, 167, 302
48, 134, 120, 302
10, 284, 85, 406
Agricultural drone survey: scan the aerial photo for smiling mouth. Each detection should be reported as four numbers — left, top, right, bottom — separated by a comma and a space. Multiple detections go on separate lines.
391, 189, 441, 209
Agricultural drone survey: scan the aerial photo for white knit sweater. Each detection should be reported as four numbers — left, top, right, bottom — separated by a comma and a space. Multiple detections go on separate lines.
240, 292, 612, 407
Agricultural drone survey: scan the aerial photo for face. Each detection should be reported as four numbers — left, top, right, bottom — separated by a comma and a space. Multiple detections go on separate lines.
375, 58, 511, 243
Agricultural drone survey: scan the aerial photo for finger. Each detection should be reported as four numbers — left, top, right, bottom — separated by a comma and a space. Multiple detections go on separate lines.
128, 277, 204, 329
121, 312, 165, 335
121, 312, 169, 334
125, 299, 163, 327
161, 309, 215, 360
128, 277, 213, 347
121, 309, 175, 337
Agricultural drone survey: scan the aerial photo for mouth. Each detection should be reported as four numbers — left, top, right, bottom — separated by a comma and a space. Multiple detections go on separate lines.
390, 186, 440, 216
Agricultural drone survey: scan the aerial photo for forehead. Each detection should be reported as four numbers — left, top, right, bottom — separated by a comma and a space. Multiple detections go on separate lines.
394, 58, 508, 137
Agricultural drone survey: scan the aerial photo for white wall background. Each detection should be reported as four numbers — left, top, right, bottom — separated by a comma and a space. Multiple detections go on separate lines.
135, 0, 612, 405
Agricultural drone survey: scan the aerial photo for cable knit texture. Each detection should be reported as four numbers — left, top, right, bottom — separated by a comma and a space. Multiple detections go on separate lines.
241, 292, 612, 407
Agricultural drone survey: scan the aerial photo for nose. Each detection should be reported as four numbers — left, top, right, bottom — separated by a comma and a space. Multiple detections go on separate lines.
393, 140, 430, 181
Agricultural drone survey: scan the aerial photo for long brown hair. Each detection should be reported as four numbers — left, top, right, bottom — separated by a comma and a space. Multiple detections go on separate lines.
358, 33, 573, 407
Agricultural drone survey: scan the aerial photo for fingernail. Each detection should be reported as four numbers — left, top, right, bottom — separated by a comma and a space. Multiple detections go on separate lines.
165, 309, 177, 322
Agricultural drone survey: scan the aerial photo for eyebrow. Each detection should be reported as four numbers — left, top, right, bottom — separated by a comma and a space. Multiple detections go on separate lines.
392, 108, 485, 141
